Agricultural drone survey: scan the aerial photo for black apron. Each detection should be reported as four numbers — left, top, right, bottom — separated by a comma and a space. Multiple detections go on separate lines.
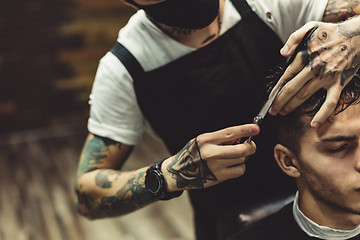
112, 0, 296, 239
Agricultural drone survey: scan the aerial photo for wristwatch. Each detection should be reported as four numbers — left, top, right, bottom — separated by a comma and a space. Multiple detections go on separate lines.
145, 160, 183, 200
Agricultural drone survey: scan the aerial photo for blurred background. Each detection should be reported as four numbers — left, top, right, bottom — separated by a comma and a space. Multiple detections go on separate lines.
0, 0, 194, 239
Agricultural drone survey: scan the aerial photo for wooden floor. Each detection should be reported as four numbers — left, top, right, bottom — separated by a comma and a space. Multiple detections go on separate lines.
0, 1, 195, 239
0, 124, 195, 240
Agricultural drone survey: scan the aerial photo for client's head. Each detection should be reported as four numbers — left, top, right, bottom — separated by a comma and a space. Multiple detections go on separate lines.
273, 73, 360, 229
276, 76, 360, 157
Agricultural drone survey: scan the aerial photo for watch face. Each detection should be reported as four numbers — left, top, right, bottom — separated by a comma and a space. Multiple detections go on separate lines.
145, 171, 162, 194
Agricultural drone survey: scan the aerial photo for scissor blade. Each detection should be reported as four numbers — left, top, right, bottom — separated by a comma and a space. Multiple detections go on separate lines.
256, 81, 285, 122
246, 81, 285, 143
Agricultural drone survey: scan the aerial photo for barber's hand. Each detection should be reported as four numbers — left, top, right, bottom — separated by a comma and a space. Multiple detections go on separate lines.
270, 18, 360, 127
162, 124, 260, 191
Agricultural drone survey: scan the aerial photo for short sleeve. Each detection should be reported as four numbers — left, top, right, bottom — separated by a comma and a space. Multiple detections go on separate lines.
251, 0, 328, 43
87, 52, 145, 145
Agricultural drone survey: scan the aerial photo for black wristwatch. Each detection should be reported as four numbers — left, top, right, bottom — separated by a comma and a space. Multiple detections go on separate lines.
145, 160, 183, 200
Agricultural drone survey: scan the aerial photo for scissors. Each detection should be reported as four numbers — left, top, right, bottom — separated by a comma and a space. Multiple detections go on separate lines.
245, 26, 318, 143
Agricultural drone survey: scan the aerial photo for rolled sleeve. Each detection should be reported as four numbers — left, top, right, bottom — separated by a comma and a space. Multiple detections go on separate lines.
87, 52, 145, 145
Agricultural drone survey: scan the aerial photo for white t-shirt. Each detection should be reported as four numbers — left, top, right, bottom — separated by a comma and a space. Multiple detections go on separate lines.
88, 0, 328, 145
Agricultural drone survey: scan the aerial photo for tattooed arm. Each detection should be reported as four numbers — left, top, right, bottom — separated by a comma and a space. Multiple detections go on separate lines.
75, 124, 259, 219
75, 133, 155, 219
270, 0, 360, 127
322, 0, 360, 23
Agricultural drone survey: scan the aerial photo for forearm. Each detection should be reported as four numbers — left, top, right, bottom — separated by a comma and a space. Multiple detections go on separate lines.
323, 0, 360, 22
75, 167, 156, 219
75, 133, 156, 219
74, 126, 259, 219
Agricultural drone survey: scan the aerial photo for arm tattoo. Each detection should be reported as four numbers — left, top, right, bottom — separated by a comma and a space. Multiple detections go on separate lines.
166, 139, 216, 189
76, 135, 157, 217
77, 170, 154, 218
95, 169, 119, 189
76, 134, 132, 179
77, 135, 118, 178
324, 0, 360, 22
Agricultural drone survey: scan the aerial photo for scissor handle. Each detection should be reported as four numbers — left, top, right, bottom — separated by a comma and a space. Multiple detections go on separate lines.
286, 26, 318, 67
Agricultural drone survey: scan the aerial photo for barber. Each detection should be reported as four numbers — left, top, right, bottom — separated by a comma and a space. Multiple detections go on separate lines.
75, 0, 360, 239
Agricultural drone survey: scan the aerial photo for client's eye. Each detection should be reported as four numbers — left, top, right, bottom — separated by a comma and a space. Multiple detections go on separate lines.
327, 144, 349, 154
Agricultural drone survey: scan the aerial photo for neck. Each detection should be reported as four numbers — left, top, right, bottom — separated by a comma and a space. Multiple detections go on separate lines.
293, 192, 360, 240
296, 191, 360, 230
152, 0, 225, 49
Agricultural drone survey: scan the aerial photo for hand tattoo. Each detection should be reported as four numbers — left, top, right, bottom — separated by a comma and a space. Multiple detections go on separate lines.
167, 139, 217, 189
300, 22, 360, 86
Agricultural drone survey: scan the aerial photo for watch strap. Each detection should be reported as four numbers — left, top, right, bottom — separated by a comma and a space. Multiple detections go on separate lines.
145, 159, 183, 200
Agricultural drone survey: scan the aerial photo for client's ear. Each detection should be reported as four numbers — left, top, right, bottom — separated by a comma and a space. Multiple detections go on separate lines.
273, 144, 301, 178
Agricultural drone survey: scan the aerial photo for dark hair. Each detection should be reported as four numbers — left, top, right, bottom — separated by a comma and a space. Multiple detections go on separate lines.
273, 71, 360, 157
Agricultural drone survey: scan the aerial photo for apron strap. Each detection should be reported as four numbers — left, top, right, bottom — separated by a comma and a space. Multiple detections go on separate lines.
230, 0, 254, 19
110, 42, 144, 81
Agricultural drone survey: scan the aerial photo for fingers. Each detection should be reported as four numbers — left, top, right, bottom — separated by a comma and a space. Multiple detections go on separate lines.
280, 52, 308, 83
202, 140, 256, 160
269, 52, 309, 115
270, 73, 342, 127
200, 124, 260, 145
311, 85, 342, 127
277, 76, 324, 115
208, 156, 247, 170
280, 22, 318, 57
219, 164, 247, 180
270, 60, 330, 115
204, 145, 258, 184
186, 124, 259, 188
196, 125, 258, 166
269, 54, 305, 100
270, 60, 313, 115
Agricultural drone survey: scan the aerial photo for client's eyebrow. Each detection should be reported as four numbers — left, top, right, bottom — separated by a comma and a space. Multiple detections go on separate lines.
321, 135, 357, 142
